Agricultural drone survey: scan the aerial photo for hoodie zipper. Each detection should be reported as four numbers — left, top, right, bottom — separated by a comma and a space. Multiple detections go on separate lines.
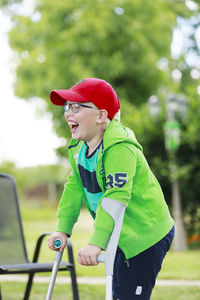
124, 258, 130, 267
68, 146, 95, 219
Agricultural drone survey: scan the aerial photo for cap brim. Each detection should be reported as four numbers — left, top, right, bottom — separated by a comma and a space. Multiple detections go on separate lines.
50, 89, 88, 106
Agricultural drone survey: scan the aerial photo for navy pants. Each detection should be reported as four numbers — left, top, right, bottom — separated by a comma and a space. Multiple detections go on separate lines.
113, 226, 175, 300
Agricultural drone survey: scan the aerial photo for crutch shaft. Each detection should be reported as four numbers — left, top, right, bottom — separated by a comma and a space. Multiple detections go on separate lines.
105, 275, 113, 300
45, 251, 63, 300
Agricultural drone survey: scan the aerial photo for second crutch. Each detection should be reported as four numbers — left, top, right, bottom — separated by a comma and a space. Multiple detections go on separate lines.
97, 197, 126, 300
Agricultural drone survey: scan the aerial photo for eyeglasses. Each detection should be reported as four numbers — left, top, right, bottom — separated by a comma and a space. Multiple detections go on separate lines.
64, 102, 97, 113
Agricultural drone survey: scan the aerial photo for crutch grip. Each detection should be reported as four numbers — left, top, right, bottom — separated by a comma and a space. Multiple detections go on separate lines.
97, 253, 105, 263
54, 238, 62, 249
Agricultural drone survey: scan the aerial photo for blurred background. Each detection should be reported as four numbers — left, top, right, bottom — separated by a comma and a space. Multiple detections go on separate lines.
0, 0, 200, 298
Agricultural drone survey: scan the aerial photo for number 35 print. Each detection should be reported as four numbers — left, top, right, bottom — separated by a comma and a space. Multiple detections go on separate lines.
106, 173, 127, 189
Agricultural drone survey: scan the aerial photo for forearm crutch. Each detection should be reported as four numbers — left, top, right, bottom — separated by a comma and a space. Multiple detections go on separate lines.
45, 239, 63, 300
97, 198, 126, 300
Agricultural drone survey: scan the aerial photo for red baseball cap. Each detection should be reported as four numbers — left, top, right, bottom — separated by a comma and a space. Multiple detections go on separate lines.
49, 78, 120, 120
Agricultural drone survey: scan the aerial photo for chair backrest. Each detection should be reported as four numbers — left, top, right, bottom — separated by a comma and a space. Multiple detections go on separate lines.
0, 173, 29, 264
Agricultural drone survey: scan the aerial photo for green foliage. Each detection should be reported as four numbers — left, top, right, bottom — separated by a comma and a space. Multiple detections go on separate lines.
8, 0, 182, 139
0, 0, 22, 6
0, 161, 24, 190
19, 164, 69, 186
0, 160, 70, 200
0, 160, 17, 175
176, 84, 200, 235
2, 0, 200, 235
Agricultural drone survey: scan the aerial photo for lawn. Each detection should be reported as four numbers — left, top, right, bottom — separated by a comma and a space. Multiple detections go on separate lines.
19, 200, 200, 280
1, 200, 200, 300
1, 282, 200, 300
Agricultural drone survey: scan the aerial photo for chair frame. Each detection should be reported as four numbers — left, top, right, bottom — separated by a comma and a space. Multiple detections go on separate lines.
0, 172, 79, 300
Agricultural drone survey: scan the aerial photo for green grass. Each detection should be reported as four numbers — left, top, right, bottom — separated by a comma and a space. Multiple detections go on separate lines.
20, 200, 200, 280
1, 200, 199, 300
1, 282, 105, 300
158, 250, 200, 280
1, 282, 200, 300
152, 286, 200, 300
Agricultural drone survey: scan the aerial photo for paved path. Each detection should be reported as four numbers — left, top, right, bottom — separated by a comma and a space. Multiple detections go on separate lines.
1, 275, 200, 287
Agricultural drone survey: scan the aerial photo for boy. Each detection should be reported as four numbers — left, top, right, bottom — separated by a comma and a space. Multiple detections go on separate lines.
48, 78, 174, 300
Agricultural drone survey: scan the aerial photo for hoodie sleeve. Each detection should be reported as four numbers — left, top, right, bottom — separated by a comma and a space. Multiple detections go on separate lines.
89, 143, 137, 249
56, 171, 82, 236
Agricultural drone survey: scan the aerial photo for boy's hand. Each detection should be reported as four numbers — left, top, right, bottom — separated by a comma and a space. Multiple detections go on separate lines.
48, 232, 68, 252
78, 244, 101, 266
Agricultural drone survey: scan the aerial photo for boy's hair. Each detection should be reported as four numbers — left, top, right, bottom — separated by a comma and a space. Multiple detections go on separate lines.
91, 103, 120, 130
50, 78, 120, 120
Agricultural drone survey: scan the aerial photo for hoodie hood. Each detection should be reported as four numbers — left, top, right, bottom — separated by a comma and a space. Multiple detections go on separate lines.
68, 119, 143, 153
103, 119, 143, 152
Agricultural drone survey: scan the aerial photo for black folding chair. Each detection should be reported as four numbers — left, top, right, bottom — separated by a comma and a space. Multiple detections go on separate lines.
0, 172, 79, 300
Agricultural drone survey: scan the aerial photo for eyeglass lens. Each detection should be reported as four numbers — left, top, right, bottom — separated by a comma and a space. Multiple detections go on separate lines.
64, 103, 80, 113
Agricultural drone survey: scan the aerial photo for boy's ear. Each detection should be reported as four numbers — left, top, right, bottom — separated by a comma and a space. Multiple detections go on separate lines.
96, 109, 108, 124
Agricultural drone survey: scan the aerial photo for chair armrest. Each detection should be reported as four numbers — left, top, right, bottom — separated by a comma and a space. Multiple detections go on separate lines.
31, 232, 52, 263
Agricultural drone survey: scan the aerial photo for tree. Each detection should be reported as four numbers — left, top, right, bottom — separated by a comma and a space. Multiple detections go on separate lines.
2, 0, 200, 239
6, 0, 185, 147
167, 1, 200, 239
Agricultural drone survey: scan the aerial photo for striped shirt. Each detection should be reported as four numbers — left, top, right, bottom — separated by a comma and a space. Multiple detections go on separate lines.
78, 141, 103, 213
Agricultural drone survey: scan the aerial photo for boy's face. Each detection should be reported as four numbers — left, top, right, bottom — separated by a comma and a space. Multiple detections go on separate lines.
64, 101, 100, 142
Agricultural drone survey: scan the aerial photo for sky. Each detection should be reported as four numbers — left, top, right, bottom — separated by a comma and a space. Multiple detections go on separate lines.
0, 10, 61, 168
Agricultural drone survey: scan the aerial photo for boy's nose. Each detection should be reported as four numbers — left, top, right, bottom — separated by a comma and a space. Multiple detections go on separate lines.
64, 109, 73, 117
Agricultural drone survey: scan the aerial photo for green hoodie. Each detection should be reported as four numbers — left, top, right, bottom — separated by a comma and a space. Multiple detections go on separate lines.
57, 119, 174, 259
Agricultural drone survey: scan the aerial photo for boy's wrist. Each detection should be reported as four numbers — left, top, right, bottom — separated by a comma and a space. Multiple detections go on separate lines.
56, 231, 70, 238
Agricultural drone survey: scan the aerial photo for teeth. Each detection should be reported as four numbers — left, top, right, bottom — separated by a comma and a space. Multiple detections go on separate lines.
68, 121, 78, 129
68, 121, 78, 126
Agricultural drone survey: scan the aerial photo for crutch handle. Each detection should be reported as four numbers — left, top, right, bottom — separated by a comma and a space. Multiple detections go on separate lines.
97, 253, 105, 263
54, 238, 62, 249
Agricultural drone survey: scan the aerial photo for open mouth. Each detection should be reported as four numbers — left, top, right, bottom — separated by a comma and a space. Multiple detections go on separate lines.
71, 124, 78, 129
68, 121, 79, 133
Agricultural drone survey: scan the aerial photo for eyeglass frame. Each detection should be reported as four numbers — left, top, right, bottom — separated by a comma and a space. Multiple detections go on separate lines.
63, 102, 98, 113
